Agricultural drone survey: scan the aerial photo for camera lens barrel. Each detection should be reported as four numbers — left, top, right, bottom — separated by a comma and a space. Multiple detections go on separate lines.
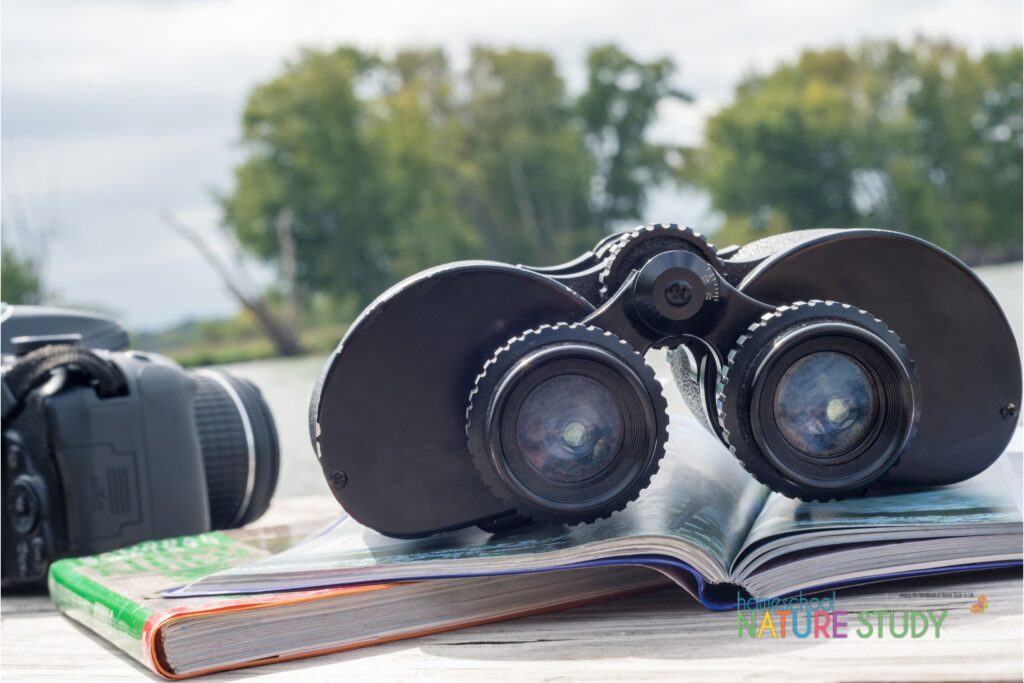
192, 369, 280, 529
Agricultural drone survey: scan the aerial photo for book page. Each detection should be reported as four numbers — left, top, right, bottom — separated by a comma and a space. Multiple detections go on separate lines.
172, 411, 770, 596
734, 432, 1024, 572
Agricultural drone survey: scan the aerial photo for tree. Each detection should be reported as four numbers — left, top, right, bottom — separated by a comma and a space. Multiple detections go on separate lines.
1, 243, 42, 305
371, 49, 481, 279
691, 39, 1022, 262
221, 48, 398, 314
457, 47, 595, 263
221, 44, 688, 313
161, 211, 305, 357
579, 45, 693, 227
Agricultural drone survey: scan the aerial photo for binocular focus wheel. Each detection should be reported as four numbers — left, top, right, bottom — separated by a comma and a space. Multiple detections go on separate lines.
597, 224, 722, 300
466, 323, 669, 525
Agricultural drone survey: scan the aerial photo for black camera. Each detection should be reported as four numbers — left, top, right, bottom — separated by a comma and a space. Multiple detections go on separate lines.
1, 305, 280, 587
310, 226, 1021, 537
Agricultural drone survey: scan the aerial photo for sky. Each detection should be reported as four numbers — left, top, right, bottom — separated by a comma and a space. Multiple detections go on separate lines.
2, 0, 1022, 330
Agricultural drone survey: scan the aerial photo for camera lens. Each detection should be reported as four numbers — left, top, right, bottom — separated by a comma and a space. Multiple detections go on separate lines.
466, 324, 668, 525
515, 374, 624, 483
716, 302, 919, 500
772, 351, 877, 457
192, 369, 280, 529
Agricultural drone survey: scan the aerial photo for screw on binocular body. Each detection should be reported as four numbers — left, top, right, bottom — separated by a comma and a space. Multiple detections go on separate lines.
664, 280, 693, 307
329, 469, 348, 489
1002, 402, 1018, 420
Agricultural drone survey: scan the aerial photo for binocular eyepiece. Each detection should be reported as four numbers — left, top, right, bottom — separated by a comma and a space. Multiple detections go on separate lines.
310, 225, 1021, 538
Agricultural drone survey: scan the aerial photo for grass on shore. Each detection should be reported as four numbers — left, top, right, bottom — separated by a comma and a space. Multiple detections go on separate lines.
157, 322, 348, 367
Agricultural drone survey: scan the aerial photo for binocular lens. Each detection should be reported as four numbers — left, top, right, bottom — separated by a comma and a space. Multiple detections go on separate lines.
715, 305, 920, 500
466, 324, 669, 525
516, 374, 624, 483
773, 351, 877, 458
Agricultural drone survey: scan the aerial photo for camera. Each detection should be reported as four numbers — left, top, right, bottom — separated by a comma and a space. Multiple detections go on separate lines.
310, 225, 1021, 537
1, 304, 280, 587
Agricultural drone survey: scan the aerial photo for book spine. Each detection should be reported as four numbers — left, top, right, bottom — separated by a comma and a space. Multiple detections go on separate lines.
48, 558, 156, 672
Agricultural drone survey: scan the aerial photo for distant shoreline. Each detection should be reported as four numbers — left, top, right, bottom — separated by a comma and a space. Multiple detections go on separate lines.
133, 261, 1023, 368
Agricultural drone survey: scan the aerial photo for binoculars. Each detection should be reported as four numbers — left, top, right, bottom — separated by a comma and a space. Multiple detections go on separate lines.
310, 225, 1021, 538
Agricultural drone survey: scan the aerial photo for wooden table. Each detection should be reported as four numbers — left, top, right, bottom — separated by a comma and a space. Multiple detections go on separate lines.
2, 496, 1021, 682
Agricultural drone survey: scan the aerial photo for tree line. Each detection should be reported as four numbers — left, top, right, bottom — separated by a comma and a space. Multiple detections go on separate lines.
219, 44, 690, 318
219, 37, 1021, 324
4, 39, 1020, 347
693, 39, 1023, 263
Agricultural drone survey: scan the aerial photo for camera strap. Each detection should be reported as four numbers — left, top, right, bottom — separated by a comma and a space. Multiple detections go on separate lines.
1, 345, 126, 420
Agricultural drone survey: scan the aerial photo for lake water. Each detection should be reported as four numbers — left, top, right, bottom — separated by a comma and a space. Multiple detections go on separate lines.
221, 263, 1023, 502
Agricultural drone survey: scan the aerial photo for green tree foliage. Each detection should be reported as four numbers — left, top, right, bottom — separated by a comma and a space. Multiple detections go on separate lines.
693, 39, 1023, 261
459, 47, 595, 263
1, 243, 42, 304
579, 46, 692, 226
222, 44, 686, 310
222, 48, 404, 311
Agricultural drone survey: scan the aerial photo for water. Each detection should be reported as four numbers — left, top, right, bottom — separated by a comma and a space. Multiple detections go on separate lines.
221, 264, 1023, 501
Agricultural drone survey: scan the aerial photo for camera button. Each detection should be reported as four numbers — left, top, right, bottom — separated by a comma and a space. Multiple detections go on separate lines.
9, 480, 41, 535
29, 536, 47, 569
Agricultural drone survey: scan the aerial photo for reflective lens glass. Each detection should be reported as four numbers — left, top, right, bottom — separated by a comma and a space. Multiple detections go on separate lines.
773, 351, 876, 457
516, 374, 623, 482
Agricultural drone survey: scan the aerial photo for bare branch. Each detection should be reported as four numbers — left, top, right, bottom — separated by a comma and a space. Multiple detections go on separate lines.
160, 210, 305, 356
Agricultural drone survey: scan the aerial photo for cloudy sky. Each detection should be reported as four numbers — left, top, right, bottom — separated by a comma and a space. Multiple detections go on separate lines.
3, 0, 1021, 329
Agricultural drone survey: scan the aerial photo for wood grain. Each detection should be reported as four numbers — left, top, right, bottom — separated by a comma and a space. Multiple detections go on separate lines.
2, 495, 1022, 682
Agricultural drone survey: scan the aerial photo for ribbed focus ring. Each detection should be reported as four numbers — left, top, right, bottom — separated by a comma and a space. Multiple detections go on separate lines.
715, 300, 920, 501
465, 323, 669, 525
597, 223, 721, 300
192, 370, 280, 529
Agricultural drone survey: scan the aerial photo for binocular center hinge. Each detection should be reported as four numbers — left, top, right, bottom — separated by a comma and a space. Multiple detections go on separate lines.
583, 250, 774, 356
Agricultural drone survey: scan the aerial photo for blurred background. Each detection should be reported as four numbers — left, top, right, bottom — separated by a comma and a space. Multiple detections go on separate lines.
3, 0, 1021, 496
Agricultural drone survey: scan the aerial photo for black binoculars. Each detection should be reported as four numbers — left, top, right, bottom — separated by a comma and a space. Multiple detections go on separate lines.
310, 225, 1021, 538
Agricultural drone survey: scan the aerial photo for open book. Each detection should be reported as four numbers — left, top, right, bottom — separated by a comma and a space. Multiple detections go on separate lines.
172, 409, 1023, 609
48, 520, 667, 679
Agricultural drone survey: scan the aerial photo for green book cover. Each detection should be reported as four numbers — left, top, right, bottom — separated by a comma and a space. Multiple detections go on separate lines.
47, 521, 334, 677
